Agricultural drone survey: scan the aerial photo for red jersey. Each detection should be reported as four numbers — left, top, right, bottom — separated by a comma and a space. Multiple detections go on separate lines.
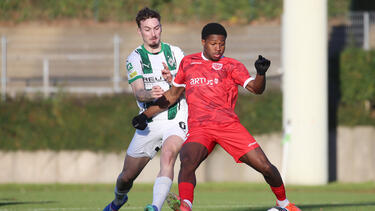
173, 52, 254, 128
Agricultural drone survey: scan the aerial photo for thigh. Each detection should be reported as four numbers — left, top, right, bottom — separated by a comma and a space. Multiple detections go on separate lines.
185, 127, 216, 154
215, 122, 259, 163
126, 123, 164, 158
180, 142, 209, 169
239, 147, 271, 172
162, 119, 188, 145
161, 135, 184, 156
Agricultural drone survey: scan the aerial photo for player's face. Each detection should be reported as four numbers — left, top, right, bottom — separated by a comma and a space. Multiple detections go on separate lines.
202, 34, 226, 61
138, 18, 162, 50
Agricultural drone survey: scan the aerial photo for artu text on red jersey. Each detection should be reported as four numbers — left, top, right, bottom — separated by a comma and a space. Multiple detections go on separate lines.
189, 77, 219, 86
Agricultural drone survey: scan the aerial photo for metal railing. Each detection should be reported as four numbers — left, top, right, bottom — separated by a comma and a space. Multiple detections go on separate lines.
346, 11, 375, 50
1, 34, 125, 102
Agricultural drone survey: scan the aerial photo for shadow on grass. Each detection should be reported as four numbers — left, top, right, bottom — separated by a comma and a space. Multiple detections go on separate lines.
0, 200, 55, 207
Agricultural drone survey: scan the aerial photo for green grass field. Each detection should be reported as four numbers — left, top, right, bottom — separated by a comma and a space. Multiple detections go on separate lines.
0, 182, 374, 211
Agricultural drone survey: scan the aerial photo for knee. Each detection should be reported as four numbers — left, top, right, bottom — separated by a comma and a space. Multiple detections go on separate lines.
161, 149, 177, 163
161, 148, 179, 167
259, 162, 276, 177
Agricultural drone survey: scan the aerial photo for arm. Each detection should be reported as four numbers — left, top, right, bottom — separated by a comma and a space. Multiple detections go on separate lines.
130, 78, 164, 102
132, 85, 185, 130
246, 75, 265, 94
161, 62, 173, 84
245, 55, 270, 95
144, 85, 185, 117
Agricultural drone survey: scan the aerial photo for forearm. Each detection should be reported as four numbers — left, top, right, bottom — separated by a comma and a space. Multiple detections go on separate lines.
143, 92, 179, 118
132, 85, 184, 130
134, 89, 154, 102
143, 105, 164, 118
253, 74, 266, 94
250, 55, 270, 94
247, 75, 266, 94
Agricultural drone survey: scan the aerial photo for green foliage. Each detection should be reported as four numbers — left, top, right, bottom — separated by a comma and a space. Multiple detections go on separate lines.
1, 87, 373, 151
236, 90, 282, 134
328, 0, 351, 17
0, 0, 351, 23
338, 103, 375, 126
0, 92, 282, 151
340, 48, 375, 105
0, 0, 280, 23
338, 47, 375, 125
0, 94, 139, 152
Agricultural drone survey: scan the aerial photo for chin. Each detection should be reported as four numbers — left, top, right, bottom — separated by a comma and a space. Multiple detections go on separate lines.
149, 41, 160, 48
211, 57, 221, 61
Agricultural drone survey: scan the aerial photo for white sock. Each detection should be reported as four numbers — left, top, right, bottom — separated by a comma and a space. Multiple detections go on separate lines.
114, 186, 129, 206
277, 198, 290, 208
152, 176, 173, 210
183, 199, 193, 209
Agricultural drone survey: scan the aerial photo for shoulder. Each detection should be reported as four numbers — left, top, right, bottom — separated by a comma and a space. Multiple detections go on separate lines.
179, 53, 200, 65
222, 57, 243, 66
127, 46, 142, 62
162, 42, 183, 54
185, 52, 201, 60
166, 43, 183, 53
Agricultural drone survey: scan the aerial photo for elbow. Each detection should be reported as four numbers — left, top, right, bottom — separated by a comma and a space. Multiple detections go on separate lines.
254, 88, 265, 95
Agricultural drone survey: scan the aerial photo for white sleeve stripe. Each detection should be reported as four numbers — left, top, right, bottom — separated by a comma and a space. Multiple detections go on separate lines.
243, 77, 255, 88
172, 81, 186, 87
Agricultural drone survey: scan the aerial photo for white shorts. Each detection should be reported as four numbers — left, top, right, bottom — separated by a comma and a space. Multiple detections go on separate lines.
126, 119, 188, 158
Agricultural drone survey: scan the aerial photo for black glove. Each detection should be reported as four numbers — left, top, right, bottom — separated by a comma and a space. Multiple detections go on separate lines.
254, 55, 271, 75
132, 113, 148, 130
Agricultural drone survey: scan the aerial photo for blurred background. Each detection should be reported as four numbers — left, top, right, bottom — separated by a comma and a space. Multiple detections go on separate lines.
0, 0, 374, 184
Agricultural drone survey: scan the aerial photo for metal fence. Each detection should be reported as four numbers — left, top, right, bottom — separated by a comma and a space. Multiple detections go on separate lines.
346, 11, 375, 50
1, 12, 373, 101
1, 33, 127, 102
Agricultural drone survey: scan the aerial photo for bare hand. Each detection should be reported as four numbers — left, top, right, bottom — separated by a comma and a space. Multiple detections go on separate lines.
150, 85, 164, 99
161, 62, 172, 83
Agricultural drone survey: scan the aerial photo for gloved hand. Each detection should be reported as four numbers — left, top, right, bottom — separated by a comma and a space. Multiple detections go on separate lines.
132, 113, 148, 130
254, 55, 271, 75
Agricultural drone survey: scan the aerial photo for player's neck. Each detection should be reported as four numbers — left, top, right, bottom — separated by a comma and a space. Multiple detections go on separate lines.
143, 43, 162, 54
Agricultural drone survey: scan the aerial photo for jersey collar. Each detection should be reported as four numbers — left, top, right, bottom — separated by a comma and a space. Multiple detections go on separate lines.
201, 52, 208, 61
201, 52, 225, 61
141, 42, 164, 55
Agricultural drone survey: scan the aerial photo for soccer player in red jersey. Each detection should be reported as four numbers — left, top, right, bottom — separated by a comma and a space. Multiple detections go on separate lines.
132, 23, 301, 211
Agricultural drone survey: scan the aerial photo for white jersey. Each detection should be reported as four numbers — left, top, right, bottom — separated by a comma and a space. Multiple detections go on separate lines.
126, 42, 187, 122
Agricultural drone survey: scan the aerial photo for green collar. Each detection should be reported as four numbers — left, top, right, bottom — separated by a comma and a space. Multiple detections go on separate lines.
141, 42, 165, 55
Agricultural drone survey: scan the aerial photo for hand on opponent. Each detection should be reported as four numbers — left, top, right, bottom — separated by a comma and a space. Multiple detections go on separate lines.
161, 62, 172, 83
151, 85, 164, 99
254, 55, 271, 75
132, 113, 148, 130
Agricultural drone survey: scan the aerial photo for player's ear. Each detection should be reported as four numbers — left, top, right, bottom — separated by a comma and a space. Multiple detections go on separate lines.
137, 27, 141, 36
201, 39, 206, 47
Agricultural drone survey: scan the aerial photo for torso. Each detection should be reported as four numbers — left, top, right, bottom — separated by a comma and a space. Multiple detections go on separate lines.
127, 42, 187, 121
173, 52, 252, 127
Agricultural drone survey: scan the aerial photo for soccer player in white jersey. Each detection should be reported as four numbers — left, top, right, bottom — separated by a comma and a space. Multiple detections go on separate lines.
103, 7, 188, 211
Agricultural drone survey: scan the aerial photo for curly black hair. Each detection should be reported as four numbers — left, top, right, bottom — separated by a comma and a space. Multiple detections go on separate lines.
201, 23, 227, 40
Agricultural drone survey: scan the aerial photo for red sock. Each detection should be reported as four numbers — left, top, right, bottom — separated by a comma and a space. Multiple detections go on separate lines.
270, 184, 286, 201
178, 182, 195, 204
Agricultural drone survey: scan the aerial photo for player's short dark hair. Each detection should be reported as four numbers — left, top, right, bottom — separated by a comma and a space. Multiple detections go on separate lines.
136, 7, 161, 28
201, 23, 227, 40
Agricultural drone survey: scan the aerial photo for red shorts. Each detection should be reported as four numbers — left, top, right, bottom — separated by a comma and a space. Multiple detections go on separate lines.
185, 122, 259, 163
